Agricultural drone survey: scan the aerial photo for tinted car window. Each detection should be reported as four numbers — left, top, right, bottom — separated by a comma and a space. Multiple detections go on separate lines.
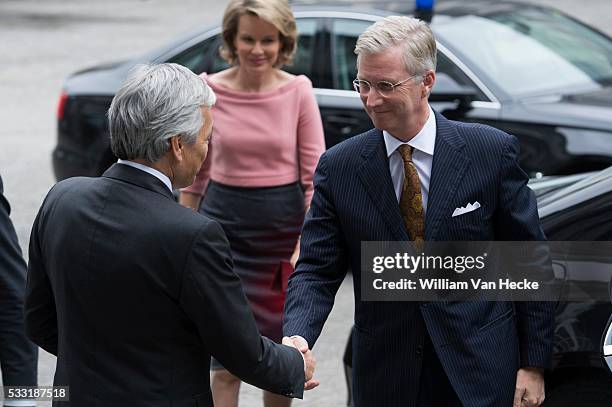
331, 17, 489, 101
172, 19, 317, 77
437, 52, 488, 101
170, 35, 221, 74
210, 38, 230, 73
434, 9, 612, 97
331, 18, 373, 90
285, 18, 317, 78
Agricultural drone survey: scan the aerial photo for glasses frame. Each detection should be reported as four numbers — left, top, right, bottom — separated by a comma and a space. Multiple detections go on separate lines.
352, 74, 422, 96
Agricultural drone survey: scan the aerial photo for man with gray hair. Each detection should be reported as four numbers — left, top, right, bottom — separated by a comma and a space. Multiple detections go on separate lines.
25, 63, 315, 407
284, 16, 554, 407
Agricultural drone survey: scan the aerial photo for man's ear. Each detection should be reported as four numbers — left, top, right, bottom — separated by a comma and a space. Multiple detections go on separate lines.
169, 135, 183, 161
422, 70, 435, 98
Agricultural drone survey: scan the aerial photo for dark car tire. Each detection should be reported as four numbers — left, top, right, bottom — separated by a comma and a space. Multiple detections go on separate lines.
544, 375, 612, 406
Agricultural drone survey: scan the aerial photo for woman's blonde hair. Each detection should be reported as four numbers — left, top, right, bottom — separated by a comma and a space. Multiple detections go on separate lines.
220, 0, 297, 67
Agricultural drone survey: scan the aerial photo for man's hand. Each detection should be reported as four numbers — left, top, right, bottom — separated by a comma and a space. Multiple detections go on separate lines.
282, 336, 320, 390
514, 367, 545, 407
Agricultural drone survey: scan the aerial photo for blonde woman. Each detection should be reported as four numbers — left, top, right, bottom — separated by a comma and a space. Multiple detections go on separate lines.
180, 0, 325, 406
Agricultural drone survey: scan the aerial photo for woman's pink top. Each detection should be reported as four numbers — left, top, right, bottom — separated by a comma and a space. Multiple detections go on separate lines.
183, 73, 325, 207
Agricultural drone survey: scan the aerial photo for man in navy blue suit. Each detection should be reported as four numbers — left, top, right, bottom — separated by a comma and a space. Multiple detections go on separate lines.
284, 16, 554, 407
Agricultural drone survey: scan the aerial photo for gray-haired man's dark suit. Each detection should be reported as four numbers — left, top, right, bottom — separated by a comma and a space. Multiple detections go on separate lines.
25, 164, 304, 407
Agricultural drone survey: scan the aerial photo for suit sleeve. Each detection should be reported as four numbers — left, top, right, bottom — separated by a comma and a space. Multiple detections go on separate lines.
179, 219, 305, 399
0, 176, 38, 384
24, 200, 58, 356
283, 152, 348, 347
496, 136, 555, 369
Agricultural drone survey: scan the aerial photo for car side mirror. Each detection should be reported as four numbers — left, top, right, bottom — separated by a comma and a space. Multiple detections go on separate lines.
604, 314, 612, 373
430, 73, 478, 118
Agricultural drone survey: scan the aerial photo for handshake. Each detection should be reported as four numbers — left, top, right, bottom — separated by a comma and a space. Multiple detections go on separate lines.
282, 336, 320, 390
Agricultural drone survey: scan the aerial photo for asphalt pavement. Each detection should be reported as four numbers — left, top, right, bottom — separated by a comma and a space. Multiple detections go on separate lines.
0, 0, 611, 406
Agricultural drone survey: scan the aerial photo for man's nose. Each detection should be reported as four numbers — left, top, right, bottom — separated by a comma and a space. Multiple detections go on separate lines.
365, 89, 383, 108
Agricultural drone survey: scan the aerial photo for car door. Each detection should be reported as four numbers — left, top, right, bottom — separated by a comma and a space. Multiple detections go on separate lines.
541, 188, 612, 359
320, 16, 374, 148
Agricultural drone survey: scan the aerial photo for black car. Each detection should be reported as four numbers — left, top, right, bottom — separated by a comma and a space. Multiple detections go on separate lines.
54, 0, 612, 181
534, 168, 612, 406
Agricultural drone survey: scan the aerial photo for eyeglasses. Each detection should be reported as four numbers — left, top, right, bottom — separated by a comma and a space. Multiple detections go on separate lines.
352, 75, 421, 96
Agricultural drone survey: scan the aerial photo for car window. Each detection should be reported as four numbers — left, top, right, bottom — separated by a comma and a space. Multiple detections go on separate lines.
330, 18, 489, 101
169, 35, 221, 74
170, 19, 317, 77
331, 18, 372, 91
284, 18, 317, 78
209, 38, 230, 73
434, 9, 612, 98
436, 52, 489, 101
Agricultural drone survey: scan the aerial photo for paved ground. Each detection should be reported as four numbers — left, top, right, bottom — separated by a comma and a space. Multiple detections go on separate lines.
0, 0, 610, 406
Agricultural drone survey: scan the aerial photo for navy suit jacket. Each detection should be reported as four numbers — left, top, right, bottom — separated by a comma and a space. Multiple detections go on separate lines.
284, 112, 555, 407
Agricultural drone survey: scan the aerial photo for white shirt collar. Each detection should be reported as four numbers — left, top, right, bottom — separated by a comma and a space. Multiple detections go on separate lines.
117, 159, 173, 192
384, 105, 436, 157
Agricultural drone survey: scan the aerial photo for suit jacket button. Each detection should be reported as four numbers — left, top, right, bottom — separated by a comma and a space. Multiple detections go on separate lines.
416, 345, 423, 356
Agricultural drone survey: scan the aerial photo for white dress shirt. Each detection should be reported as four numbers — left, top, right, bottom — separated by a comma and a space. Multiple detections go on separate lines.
117, 159, 173, 192
383, 105, 436, 214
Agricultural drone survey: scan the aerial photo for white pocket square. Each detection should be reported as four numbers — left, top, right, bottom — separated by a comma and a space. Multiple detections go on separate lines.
452, 201, 481, 217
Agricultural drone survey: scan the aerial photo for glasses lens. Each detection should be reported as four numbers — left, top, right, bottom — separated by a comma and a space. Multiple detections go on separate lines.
377, 81, 395, 95
354, 80, 370, 94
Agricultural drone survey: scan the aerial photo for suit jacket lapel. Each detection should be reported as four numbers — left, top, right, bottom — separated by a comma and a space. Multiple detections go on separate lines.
425, 113, 470, 240
356, 129, 410, 241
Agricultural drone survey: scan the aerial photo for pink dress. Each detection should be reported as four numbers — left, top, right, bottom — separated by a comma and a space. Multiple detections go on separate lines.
185, 73, 325, 345
183, 73, 325, 207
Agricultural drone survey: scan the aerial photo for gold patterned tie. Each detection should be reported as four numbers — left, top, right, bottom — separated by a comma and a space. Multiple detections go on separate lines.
398, 145, 425, 242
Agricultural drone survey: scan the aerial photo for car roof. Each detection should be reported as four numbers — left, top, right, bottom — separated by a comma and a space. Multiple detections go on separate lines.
145, 0, 546, 64
144, 7, 390, 65
537, 166, 612, 218
290, 0, 540, 16
62, 0, 559, 97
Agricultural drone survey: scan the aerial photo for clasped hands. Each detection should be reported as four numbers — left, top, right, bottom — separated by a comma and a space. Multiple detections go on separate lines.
282, 336, 319, 390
